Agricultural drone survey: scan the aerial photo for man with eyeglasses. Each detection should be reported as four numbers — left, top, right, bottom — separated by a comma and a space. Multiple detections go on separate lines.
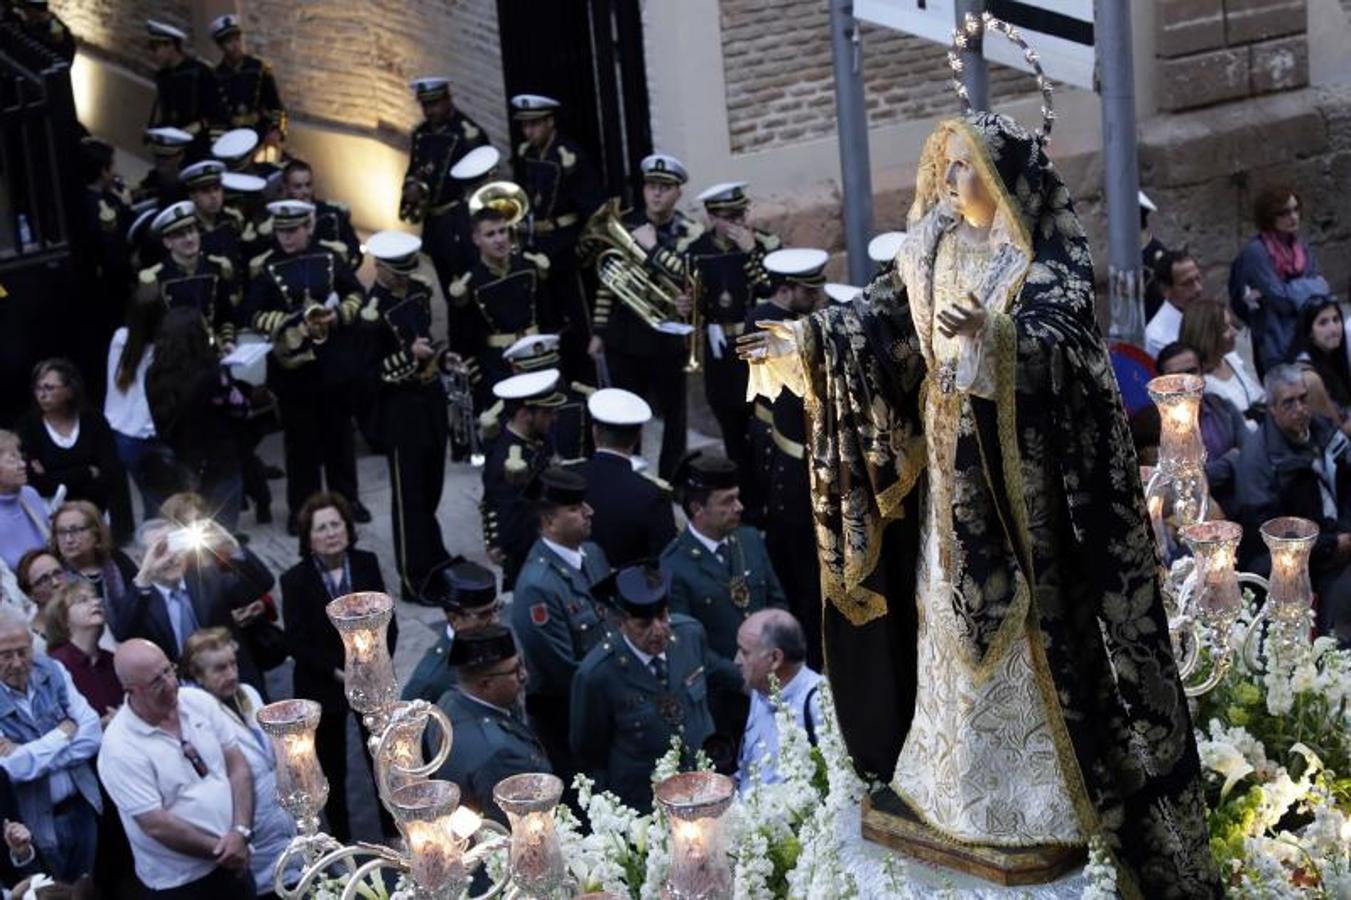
400, 560, 503, 704
0, 610, 102, 882
431, 626, 548, 824
100, 638, 256, 897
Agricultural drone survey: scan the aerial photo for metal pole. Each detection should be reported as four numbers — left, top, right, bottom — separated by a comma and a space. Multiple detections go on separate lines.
1096, 0, 1144, 344
829, 0, 874, 287
954, 0, 989, 111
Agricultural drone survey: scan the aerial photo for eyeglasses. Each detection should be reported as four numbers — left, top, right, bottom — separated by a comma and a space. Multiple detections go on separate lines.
180, 739, 209, 778
33, 382, 67, 395
55, 524, 93, 539
28, 569, 66, 590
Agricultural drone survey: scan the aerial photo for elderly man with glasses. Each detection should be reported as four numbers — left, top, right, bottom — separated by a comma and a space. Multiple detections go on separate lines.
0, 609, 102, 882
99, 638, 255, 898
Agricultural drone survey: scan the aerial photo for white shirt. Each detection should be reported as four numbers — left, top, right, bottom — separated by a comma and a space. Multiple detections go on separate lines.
1144, 301, 1183, 359
621, 634, 667, 673
686, 524, 726, 557
98, 687, 240, 890
736, 666, 825, 793
42, 418, 79, 450
1205, 351, 1265, 417
540, 537, 585, 571
103, 328, 157, 439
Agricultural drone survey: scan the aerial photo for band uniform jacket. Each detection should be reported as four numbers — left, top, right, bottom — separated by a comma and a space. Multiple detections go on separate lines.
569, 614, 736, 812
480, 427, 555, 582
744, 300, 798, 519
432, 688, 550, 824
257, 199, 360, 270
589, 206, 702, 359
216, 54, 284, 132
660, 525, 787, 661
687, 228, 778, 386
197, 207, 253, 290
446, 252, 553, 406
138, 252, 241, 347
510, 538, 611, 702
401, 629, 456, 705
245, 238, 367, 387
280, 549, 398, 699
568, 451, 675, 568
83, 185, 134, 292
515, 133, 603, 232
369, 273, 445, 424
149, 55, 225, 143
401, 112, 489, 220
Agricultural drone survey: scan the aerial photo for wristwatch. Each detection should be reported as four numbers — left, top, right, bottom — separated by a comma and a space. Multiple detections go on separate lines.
232, 824, 253, 841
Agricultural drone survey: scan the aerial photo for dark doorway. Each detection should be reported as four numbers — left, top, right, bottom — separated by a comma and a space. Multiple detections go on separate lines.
496, 0, 652, 206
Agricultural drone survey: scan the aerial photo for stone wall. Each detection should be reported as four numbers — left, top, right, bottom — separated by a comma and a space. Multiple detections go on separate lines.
1156, 0, 1309, 111
52, 0, 510, 151
719, 0, 1036, 153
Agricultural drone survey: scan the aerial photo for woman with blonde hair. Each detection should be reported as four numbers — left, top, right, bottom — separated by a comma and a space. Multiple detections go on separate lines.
179, 627, 297, 895
1179, 298, 1265, 418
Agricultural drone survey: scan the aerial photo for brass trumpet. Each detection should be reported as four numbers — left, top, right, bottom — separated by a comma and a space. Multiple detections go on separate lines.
582, 198, 687, 331
684, 266, 703, 373
468, 181, 530, 228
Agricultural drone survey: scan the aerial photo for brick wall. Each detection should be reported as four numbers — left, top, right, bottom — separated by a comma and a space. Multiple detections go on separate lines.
719, 0, 1036, 154
1156, 0, 1309, 111
52, 0, 509, 151
51, 0, 190, 79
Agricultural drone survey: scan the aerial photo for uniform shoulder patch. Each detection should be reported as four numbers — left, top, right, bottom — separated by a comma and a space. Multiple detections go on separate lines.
249, 249, 274, 278
461, 119, 482, 140
222, 206, 244, 224
257, 217, 274, 236
529, 603, 550, 626
448, 270, 473, 300
138, 264, 163, 284
758, 231, 782, 251
207, 254, 234, 280
639, 469, 672, 494
675, 218, 705, 252
319, 238, 349, 262
558, 144, 577, 171
517, 140, 531, 157
522, 251, 550, 272
504, 444, 528, 484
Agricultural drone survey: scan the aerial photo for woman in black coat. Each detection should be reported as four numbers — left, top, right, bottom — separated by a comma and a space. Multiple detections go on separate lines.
280, 491, 398, 841
17, 358, 133, 542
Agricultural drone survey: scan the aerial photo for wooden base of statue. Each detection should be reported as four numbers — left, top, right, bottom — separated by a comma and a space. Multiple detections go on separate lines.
861, 788, 1086, 887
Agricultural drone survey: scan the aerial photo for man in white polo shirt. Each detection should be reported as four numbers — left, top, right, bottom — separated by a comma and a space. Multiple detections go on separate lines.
98, 639, 255, 897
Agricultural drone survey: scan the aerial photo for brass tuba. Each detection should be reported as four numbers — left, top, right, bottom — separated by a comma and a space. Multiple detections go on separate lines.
580, 198, 686, 331
468, 180, 530, 227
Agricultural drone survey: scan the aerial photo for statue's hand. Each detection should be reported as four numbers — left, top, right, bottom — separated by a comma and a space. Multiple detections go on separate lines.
936, 292, 987, 339
736, 320, 796, 362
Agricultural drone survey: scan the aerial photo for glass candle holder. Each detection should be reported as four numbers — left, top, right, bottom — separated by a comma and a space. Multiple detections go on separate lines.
1260, 517, 1318, 630
494, 773, 565, 898
389, 780, 470, 899
257, 699, 328, 834
1145, 375, 1209, 558
325, 592, 398, 721
374, 701, 453, 808
654, 772, 735, 900
1179, 520, 1245, 648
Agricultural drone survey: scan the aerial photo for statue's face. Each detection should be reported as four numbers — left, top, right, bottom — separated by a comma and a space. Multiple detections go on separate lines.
942, 131, 997, 228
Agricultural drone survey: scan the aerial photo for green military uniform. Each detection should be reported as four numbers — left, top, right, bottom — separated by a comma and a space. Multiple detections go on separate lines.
569, 613, 735, 812
433, 688, 551, 824
660, 524, 786, 661
401, 628, 455, 704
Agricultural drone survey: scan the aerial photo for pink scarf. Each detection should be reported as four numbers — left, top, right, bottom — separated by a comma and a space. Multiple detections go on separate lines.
1261, 230, 1307, 281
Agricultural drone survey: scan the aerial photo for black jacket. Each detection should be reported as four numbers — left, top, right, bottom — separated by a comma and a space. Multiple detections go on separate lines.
110, 548, 273, 693
570, 451, 674, 568
281, 548, 397, 696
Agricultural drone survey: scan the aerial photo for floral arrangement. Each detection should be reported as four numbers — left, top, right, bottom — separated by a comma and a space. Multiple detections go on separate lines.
1193, 622, 1351, 898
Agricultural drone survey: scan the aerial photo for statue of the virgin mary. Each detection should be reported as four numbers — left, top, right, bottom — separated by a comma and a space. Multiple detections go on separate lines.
739, 102, 1221, 900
